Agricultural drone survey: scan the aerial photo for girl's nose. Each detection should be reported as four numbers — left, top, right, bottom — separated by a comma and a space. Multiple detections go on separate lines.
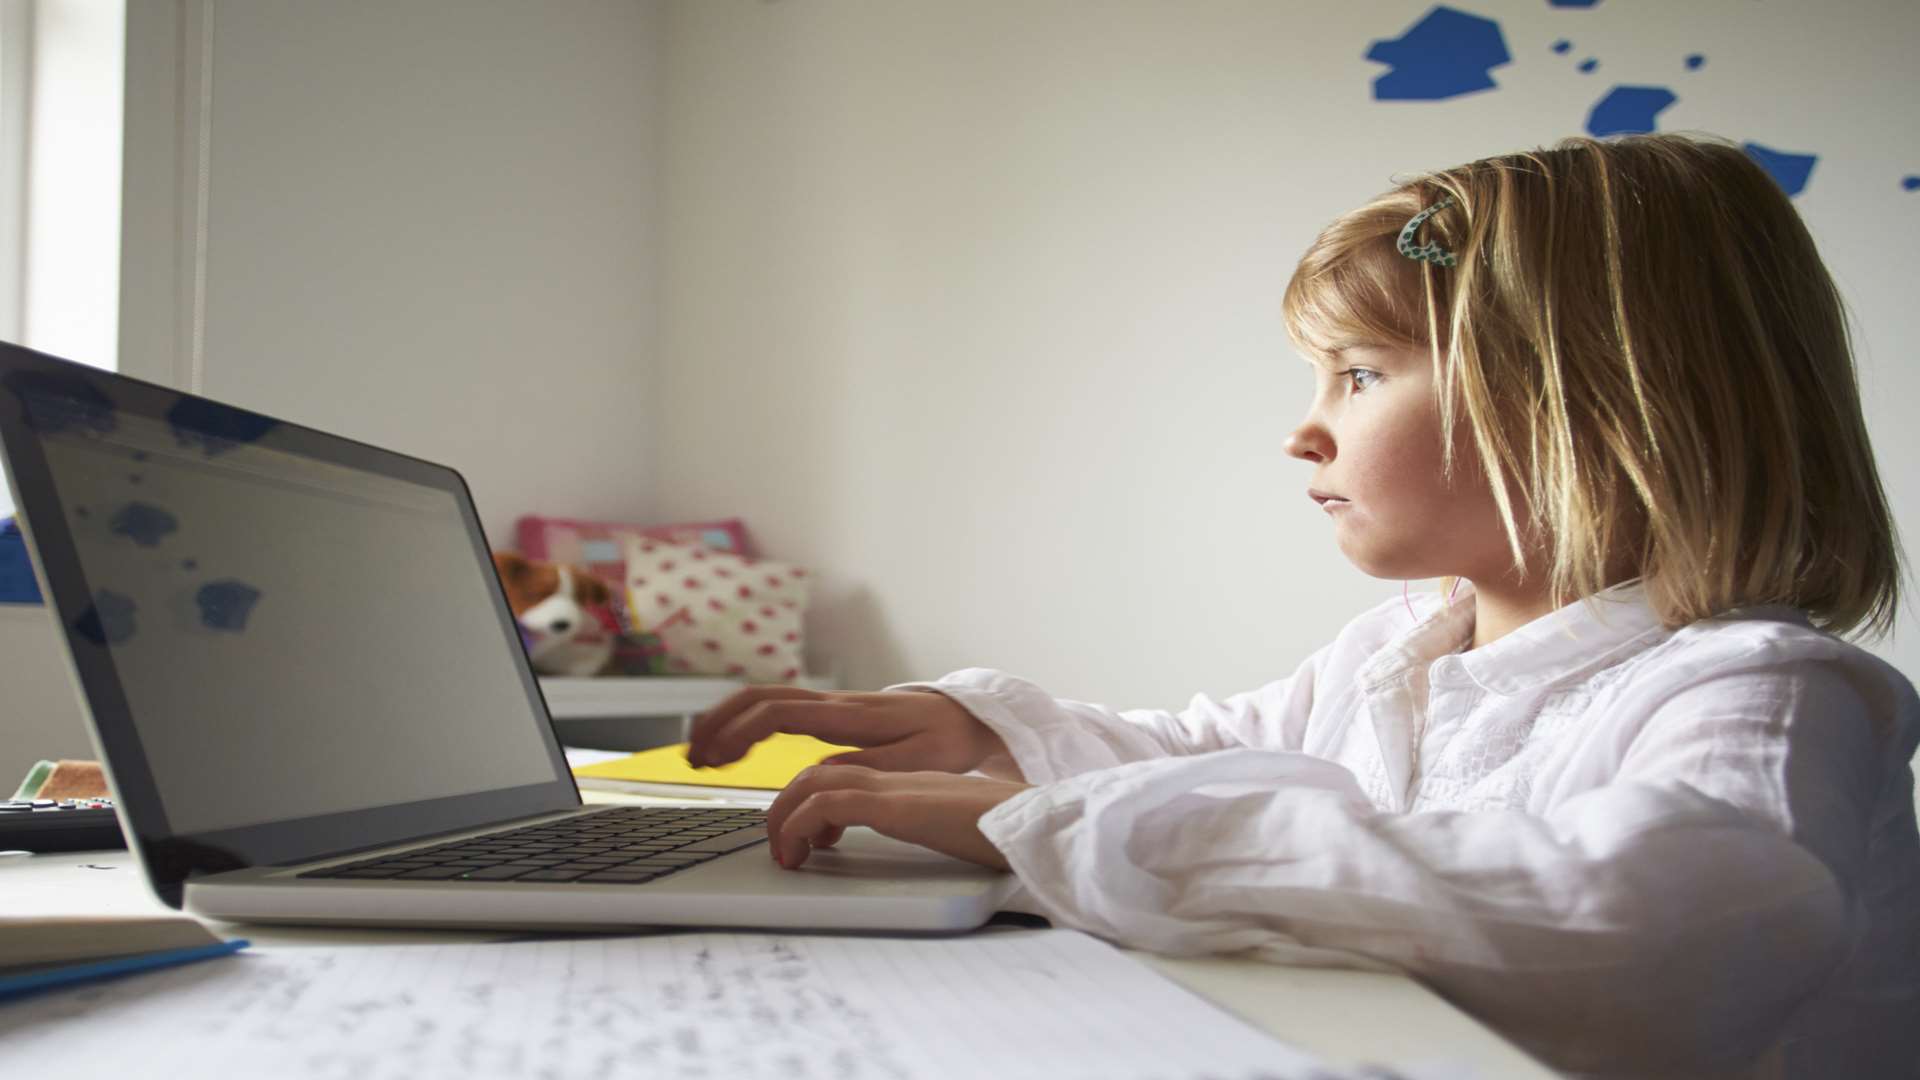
1285, 423, 1331, 463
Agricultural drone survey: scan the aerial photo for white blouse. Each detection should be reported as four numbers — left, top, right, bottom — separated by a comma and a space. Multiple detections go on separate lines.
895, 583, 1920, 1079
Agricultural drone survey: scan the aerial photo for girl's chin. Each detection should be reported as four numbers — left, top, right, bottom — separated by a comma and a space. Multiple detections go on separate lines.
1335, 541, 1434, 582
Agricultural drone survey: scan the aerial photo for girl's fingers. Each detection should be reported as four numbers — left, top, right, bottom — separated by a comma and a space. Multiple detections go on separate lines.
775, 789, 877, 868
692, 699, 875, 767
766, 769, 1025, 873
764, 763, 878, 848
686, 686, 825, 758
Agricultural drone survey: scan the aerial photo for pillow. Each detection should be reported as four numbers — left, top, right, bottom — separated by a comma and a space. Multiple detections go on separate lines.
622, 536, 809, 683
516, 515, 750, 586
516, 515, 751, 635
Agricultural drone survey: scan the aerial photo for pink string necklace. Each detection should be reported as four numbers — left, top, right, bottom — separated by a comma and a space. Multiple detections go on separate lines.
1405, 576, 1467, 624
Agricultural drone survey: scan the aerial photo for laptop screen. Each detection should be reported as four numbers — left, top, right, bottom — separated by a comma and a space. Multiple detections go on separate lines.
0, 344, 579, 900
41, 408, 561, 833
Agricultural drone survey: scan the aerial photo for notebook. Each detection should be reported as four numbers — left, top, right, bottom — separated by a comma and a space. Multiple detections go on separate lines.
573, 733, 851, 803
0, 930, 1434, 1079
0, 915, 247, 1000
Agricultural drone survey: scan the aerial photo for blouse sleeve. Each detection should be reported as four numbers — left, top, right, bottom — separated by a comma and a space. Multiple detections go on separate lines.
886, 652, 1326, 784
973, 659, 1886, 1074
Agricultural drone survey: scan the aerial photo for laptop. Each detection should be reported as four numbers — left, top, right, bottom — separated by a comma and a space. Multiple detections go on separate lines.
0, 342, 1011, 932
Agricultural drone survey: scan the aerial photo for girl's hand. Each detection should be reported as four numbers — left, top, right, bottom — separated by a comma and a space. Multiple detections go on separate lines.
763, 765, 1031, 871
686, 686, 1020, 779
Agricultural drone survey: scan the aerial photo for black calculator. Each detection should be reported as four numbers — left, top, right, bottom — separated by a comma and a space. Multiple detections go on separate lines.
0, 797, 127, 852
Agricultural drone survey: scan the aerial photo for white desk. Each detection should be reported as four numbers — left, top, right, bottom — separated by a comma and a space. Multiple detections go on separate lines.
2, 806, 1557, 1079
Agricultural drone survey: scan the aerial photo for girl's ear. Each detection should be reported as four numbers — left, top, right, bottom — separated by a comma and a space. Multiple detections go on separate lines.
574, 569, 611, 607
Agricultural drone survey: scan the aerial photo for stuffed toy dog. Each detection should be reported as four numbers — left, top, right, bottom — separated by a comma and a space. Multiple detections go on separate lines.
492, 551, 619, 676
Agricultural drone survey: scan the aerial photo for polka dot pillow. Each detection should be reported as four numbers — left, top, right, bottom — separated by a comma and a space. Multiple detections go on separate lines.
622, 536, 810, 683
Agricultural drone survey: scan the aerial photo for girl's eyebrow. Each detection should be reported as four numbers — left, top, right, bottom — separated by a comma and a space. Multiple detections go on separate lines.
1334, 343, 1408, 368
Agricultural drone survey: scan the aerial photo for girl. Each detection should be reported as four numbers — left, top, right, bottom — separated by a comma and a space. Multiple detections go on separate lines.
684, 134, 1920, 1079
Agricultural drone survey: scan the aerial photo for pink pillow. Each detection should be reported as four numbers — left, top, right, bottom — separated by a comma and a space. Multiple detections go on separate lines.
516, 515, 750, 634
623, 536, 809, 683
515, 514, 750, 583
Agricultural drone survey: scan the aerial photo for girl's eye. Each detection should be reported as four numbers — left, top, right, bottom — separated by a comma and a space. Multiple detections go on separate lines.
1344, 368, 1381, 394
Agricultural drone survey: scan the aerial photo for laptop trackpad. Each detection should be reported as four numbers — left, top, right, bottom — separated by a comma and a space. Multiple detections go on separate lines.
793, 828, 999, 878
676, 827, 1008, 897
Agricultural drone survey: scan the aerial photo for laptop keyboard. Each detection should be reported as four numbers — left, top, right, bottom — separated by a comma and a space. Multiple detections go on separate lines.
299, 806, 768, 885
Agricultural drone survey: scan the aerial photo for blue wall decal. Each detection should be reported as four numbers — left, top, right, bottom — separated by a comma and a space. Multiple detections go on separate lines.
74, 590, 138, 645
196, 580, 262, 632
1366, 7, 1511, 101
0, 518, 42, 604
1743, 143, 1818, 197
109, 501, 180, 548
1586, 85, 1677, 136
1350, 6, 1896, 205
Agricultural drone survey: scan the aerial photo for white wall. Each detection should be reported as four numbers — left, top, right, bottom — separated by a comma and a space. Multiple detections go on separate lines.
156, 0, 662, 545
654, 0, 1920, 706
21, 0, 120, 372
1, 0, 664, 783
0, 0, 125, 780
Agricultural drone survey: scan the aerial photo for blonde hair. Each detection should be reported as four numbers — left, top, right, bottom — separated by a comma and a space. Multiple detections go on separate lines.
1282, 133, 1902, 639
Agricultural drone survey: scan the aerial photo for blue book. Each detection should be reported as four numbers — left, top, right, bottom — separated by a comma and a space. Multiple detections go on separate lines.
0, 918, 250, 1002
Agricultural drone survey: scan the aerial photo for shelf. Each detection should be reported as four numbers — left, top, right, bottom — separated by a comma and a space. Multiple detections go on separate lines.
537, 673, 839, 720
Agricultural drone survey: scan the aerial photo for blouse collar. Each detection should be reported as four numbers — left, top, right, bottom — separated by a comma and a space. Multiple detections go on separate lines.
1455, 579, 1668, 696
1361, 579, 1674, 697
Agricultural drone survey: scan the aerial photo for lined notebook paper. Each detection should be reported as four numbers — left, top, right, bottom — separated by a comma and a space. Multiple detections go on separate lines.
0, 928, 1463, 1079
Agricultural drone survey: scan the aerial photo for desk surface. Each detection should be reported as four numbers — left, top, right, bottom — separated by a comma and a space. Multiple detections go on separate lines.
2, 822, 1556, 1078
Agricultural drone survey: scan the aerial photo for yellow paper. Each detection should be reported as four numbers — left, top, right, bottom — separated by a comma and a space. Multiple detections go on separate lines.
572, 733, 854, 791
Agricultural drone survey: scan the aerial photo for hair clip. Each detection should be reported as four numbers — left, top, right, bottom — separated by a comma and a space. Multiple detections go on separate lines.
1397, 196, 1458, 267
